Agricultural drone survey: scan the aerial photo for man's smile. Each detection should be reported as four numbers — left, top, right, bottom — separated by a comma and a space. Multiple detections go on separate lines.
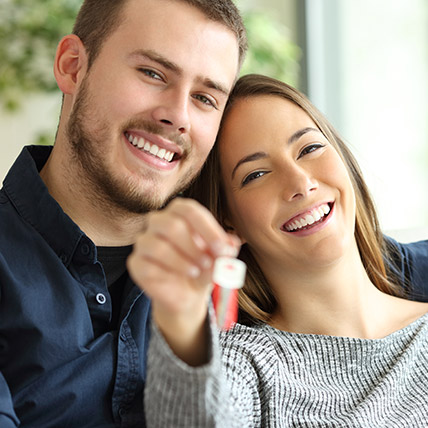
125, 132, 177, 162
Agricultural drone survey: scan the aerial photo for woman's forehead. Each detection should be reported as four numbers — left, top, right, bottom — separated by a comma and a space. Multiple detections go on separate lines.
219, 95, 318, 153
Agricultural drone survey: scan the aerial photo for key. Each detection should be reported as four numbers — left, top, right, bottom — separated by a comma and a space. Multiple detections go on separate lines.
212, 257, 246, 330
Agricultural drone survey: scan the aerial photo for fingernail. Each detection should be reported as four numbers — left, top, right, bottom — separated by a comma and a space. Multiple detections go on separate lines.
211, 241, 227, 257
225, 245, 239, 257
193, 233, 207, 250
200, 256, 212, 270
188, 266, 201, 278
212, 241, 238, 258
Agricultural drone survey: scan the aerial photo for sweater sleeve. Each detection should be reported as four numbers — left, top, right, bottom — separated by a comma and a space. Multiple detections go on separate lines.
144, 315, 261, 428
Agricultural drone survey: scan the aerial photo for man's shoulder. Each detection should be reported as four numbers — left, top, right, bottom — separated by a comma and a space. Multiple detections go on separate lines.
385, 235, 428, 300
385, 236, 428, 261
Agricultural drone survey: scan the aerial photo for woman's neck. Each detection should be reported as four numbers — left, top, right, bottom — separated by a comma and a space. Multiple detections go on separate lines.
259, 244, 427, 339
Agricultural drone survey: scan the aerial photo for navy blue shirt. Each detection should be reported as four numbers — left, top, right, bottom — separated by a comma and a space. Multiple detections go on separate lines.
0, 146, 151, 427
0, 146, 427, 427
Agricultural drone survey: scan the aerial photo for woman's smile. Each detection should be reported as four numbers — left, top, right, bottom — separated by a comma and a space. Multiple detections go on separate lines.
281, 202, 334, 235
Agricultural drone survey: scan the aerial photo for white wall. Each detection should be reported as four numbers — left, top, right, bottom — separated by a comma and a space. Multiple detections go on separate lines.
306, 0, 428, 239
0, 94, 61, 181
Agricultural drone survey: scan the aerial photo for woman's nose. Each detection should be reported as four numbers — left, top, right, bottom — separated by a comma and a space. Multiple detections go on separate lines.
282, 165, 318, 201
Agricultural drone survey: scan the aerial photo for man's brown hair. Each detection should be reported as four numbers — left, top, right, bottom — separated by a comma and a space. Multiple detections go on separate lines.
72, 0, 247, 69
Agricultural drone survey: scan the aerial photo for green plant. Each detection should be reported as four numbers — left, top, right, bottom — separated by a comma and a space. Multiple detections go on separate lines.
0, 0, 81, 111
239, 7, 301, 88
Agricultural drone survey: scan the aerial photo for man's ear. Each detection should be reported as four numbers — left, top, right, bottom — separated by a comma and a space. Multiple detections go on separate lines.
54, 34, 88, 95
224, 218, 246, 244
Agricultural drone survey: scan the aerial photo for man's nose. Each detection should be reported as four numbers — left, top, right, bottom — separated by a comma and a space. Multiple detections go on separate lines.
151, 89, 191, 134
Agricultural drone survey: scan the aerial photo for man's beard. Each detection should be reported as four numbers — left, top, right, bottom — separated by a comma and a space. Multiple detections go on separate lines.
66, 77, 199, 215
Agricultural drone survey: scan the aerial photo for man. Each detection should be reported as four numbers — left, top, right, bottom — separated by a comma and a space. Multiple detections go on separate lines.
0, 0, 246, 426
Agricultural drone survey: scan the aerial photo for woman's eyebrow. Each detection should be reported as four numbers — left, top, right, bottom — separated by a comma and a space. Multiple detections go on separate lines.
230, 127, 321, 179
288, 127, 320, 144
231, 152, 268, 179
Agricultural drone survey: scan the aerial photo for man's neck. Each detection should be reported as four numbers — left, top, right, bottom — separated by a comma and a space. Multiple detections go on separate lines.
39, 145, 147, 247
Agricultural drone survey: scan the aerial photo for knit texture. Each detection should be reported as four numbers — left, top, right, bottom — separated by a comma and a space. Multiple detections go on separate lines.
145, 312, 428, 427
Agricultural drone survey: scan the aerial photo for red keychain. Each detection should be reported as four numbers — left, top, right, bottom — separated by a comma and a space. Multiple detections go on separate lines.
211, 257, 246, 330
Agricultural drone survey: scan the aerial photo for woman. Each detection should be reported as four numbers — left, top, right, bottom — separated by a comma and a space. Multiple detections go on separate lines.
128, 74, 428, 427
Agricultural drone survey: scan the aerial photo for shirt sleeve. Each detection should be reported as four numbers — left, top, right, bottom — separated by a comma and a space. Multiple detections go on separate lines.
0, 372, 19, 427
385, 236, 428, 300
144, 313, 261, 428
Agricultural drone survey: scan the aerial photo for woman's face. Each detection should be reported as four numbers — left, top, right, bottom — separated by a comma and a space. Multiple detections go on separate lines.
219, 95, 357, 273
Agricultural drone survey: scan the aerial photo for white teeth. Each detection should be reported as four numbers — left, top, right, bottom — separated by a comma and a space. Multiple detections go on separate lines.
150, 144, 159, 155
306, 215, 315, 225
285, 203, 331, 232
125, 133, 176, 162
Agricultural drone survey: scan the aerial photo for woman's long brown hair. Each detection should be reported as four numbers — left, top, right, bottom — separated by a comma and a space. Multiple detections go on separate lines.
186, 74, 403, 325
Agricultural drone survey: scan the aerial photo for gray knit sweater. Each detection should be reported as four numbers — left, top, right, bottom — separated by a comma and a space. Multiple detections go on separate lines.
145, 312, 428, 427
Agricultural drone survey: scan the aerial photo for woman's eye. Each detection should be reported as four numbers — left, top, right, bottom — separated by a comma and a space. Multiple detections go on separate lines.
242, 170, 269, 187
139, 68, 163, 81
298, 143, 325, 159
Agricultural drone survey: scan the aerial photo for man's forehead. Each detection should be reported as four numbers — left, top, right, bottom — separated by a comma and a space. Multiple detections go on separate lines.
97, 0, 240, 92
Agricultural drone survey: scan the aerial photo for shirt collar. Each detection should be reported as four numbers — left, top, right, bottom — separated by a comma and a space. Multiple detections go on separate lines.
3, 145, 85, 266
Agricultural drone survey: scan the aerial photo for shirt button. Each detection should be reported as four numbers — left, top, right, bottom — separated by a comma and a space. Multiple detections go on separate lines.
81, 244, 90, 256
95, 293, 106, 305
119, 407, 126, 417
60, 254, 68, 264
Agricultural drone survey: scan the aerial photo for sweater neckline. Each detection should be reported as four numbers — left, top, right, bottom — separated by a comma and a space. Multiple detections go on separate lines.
255, 311, 428, 344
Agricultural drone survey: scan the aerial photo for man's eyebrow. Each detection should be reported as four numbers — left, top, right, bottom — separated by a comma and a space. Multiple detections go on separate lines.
200, 77, 230, 97
128, 49, 181, 73
128, 49, 230, 96
231, 152, 268, 179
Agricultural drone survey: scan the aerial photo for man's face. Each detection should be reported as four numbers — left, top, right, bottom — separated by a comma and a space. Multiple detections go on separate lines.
67, 0, 239, 214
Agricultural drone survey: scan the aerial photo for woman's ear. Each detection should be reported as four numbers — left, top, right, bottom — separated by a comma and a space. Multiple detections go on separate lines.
224, 218, 246, 244
54, 34, 88, 95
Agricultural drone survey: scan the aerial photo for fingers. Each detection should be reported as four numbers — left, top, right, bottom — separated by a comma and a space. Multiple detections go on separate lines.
128, 197, 243, 320
128, 198, 241, 298
127, 197, 240, 363
143, 198, 239, 273
132, 231, 206, 280
166, 198, 237, 256
127, 249, 212, 313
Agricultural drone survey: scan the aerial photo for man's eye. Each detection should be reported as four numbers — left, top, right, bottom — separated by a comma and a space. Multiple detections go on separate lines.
242, 170, 269, 187
139, 68, 163, 81
298, 143, 325, 159
194, 94, 217, 109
